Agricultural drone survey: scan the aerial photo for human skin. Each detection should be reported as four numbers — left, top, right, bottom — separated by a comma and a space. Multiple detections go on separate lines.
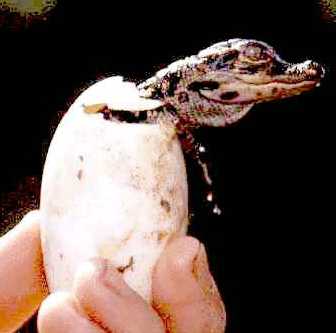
0, 211, 48, 333
0, 211, 225, 332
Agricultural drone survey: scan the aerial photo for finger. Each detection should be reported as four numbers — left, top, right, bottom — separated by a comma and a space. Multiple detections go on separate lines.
152, 236, 226, 333
0, 210, 48, 332
73, 258, 164, 333
38, 292, 104, 333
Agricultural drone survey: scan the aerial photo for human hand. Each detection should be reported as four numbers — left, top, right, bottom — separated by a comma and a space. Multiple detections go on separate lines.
0, 211, 225, 332
0, 211, 48, 333
38, 236, 226, 332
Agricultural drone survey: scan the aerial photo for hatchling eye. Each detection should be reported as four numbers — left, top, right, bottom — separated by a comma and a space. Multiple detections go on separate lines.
242, 44, 270, 62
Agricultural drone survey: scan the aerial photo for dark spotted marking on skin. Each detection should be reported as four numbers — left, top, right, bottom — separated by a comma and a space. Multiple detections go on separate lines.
188, 81, 220, 92
117, 256, 134, 273
257, 91, 263, 97
207, 49, 238, 70
272, 87, 279, 94
178, 92, 189, 103
205, 48, 238, 62
151, 85, 165, 99
220, 49, 239, 62
239, 63, 267, 75
77, 169, 83, 180
220, 91, 239, 100
160, 199, 171, 213
271, 61, 288, 75
166, 71, 181, 97
165, 103, 178, 117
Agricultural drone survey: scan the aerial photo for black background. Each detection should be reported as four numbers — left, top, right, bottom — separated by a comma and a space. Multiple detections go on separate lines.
0, 0, 334, 332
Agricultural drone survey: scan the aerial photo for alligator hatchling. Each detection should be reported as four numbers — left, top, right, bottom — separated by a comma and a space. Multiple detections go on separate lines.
84, 38, 325, 214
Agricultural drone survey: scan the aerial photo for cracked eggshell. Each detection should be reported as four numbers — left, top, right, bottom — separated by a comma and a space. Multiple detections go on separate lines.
40, 77, 189, 301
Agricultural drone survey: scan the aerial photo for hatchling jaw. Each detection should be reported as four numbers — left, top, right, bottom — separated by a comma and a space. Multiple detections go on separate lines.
192, 58, 325, 105
195, 39, 325, 105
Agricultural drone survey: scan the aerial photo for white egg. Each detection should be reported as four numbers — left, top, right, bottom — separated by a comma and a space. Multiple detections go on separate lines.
39, 77, 188, 302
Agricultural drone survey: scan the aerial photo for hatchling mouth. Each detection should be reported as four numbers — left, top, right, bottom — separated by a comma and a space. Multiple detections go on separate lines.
273, 61, 325, 84
193, 60, 325, 105
236, 61, 325, 86
198, 67, 324, 105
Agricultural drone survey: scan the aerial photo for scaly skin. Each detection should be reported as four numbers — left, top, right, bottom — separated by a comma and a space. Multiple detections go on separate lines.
85, 39, 324, 144
85, 39, 325, 214
138, 39, 324, 130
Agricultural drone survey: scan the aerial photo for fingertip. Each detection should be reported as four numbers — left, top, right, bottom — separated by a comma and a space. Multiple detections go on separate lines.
17, 210, 41, 235
38, 291, 71, 314
152, 236, 202, 307
19, 210, 41, 242
0, 210, 41, 245
38, 292, 73, 331
162, 236, 201, 273
38, 292, 103, 333
73, 258, 164, 333
21, 210, 41, 224
0, 209, 47, 333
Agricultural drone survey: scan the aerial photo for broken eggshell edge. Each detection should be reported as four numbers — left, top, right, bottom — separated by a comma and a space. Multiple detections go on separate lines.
39, 77, 189, 302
